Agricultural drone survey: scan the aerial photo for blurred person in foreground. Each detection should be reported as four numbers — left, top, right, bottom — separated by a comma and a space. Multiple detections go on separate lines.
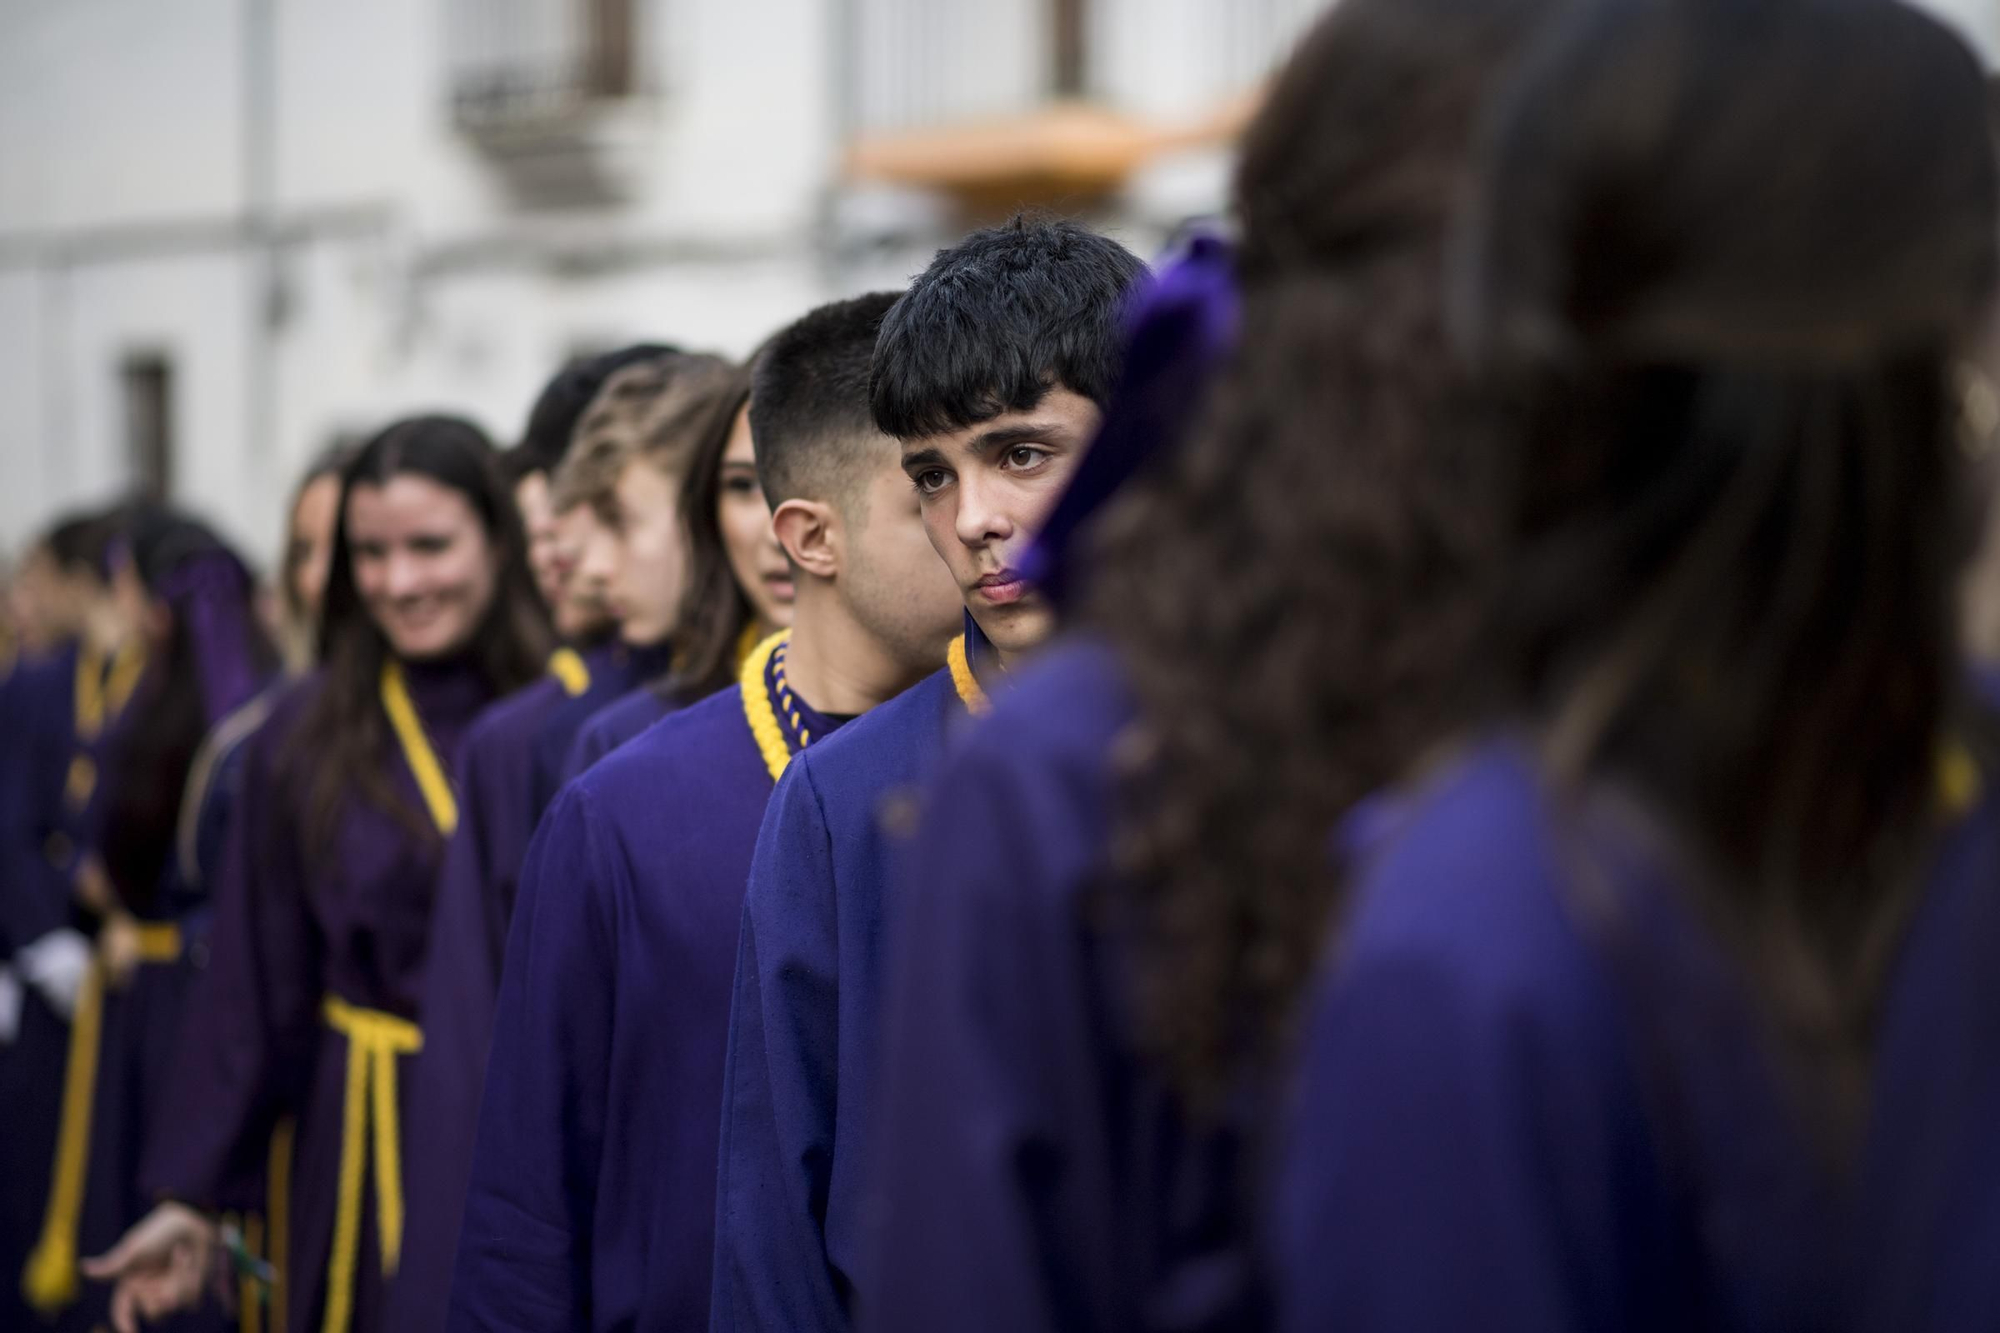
1255, 0, 2000, 1327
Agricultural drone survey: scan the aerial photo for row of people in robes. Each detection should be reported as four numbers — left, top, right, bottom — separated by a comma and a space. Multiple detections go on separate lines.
20, 0, 2000, 1328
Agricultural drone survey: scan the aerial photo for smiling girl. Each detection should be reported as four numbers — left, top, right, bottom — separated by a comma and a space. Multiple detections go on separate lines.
86, 416, 551, 1333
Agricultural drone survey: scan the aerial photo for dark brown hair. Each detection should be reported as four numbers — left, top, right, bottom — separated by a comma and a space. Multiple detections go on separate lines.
1460, 0, 1998, 1112
1084, 0, 1562, 1101
658, 361, 758, 702
289, 415, 553, 853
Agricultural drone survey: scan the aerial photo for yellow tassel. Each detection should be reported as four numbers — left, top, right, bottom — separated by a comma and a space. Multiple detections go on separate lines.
946, 634, 990, 716
318, 997, 421, 1333
22, 963, 105, 1314
546, 648, 591, 698
739, 631, 795, 783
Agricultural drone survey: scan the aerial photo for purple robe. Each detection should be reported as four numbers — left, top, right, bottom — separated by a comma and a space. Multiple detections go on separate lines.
861, 642, 1266, 1333
710, 654, 986, 1333
141, 657, 494, 1333
0, 648, 78, 1331
1267, 738, 1949, 1331
449, 650, 844, 1332
525, 639, 674, 817
558, 687, 678, 782
389, 642, 671, 1330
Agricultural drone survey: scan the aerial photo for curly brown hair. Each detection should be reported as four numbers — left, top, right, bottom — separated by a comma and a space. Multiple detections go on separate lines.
1082, 0, 1559, 1102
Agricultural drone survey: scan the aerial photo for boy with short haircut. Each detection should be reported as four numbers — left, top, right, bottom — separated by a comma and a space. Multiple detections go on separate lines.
447, 293, 961, 1333
709, 215, 1147, 1332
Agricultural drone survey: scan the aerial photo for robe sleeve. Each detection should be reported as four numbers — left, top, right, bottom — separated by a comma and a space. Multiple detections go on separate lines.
1270, 950, 1633, 1333
448, 785, 621, 1332
142, 714, 321, 1212
860, 735, 1130, 1333
709, 756, 850, 1332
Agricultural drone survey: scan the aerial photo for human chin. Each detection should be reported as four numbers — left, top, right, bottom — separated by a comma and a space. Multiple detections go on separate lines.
968, 594, 1056, 658
380, 600, 477, 660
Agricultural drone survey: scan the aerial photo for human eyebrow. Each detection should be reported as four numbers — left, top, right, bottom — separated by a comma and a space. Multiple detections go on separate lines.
968, 422, 1069, 455
900, 445, 949, 473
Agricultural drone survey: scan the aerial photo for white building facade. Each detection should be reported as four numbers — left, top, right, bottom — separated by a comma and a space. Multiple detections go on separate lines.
1, 0, 1992, 563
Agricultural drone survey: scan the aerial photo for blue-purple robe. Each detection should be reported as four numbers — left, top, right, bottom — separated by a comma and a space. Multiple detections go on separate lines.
709, 660, 984, 1333
448, 651, 845, 1332
389, 642, 671, 1330
141, 657, 495, 1333
860, 642, 1266, 1333
558, 687, 678, 782
0, 647, 78, 1330
525, 639, 674, 817
1265, 736, 2000, 1331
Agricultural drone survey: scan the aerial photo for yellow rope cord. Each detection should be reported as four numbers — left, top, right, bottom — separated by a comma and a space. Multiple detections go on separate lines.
21, 920, 184, 1313
73, 644, 106, 738
318, 998, 422, 1333
21, 961, 104, 1313
65, 641, 148, 809
379, 662, 458, 836
739, 631, 794, 783
240, 1214, 264, 1333
268, 1116, 294, 1333
946, 634, 990, 716
131, 922, 183, 963
547, 647, 591, 698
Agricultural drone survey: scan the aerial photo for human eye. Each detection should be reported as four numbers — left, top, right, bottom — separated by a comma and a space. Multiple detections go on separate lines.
1002, 445, 1050, 472
911, 467, 953, 496
409, 533, 454, 555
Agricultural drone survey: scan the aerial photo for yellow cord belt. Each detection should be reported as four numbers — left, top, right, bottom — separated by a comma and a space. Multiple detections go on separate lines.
317, 996, 422, 1333
21, 923, 183, 1313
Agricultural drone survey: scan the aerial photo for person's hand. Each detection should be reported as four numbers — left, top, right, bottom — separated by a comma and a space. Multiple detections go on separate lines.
81, 1201, 216, 1333
98, 914, 142, 991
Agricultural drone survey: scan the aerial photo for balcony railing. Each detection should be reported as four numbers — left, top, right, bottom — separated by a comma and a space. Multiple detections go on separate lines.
447, 0, 654, 206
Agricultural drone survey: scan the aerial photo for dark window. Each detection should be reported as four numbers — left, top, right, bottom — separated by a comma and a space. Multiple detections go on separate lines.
121, 353, 174, 501
1051, 0, 1087, 98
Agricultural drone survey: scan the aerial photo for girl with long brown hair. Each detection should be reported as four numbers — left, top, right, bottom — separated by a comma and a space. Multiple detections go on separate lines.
87, 417, 552, 1333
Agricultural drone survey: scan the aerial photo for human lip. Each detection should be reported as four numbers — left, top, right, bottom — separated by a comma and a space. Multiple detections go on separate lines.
763, 574, 796, 603
971, 569, 1029, 605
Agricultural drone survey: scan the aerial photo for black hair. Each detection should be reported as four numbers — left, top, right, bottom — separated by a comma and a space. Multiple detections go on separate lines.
41, 508, 120, 580
753, 292, 903, 508
290, 415, 553, 853
517, 342, 679, 474
870, 214, 1148, 441
101, 505, 276, 913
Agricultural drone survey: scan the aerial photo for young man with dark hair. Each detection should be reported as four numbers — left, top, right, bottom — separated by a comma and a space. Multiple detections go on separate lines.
709, 215, 1147, 1333
446, 293, 960, 1333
